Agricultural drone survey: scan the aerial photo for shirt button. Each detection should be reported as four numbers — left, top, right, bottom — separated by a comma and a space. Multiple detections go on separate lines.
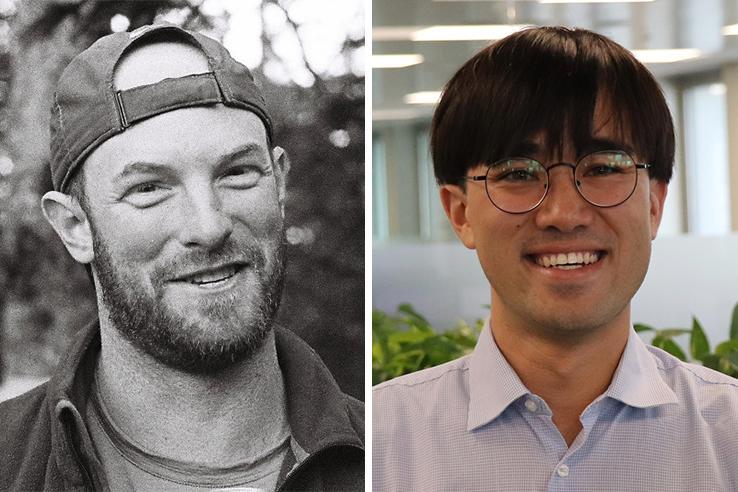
557, 464, 570, 478
524, 399, 538, 412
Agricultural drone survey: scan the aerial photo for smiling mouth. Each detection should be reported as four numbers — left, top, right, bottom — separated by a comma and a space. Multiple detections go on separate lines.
527, 251, 607, 270
174, 263, 247, 286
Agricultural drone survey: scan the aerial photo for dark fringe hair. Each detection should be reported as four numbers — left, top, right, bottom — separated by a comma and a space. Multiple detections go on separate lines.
431, 26, 675, 185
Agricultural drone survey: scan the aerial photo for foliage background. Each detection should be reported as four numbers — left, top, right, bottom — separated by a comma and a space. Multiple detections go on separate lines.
0, 0, 364, 400
373, 303, 738, 385
373, 304, 481, 385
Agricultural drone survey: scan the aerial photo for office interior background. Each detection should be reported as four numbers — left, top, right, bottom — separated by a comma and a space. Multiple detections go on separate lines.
372, 0, 738, 345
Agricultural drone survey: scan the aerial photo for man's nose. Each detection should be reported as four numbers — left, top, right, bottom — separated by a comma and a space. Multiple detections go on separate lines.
177, 186, 234, 248
533, 165, 595, 232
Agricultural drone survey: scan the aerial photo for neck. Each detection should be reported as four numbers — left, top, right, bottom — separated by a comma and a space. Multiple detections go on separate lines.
96, 318, 288, 466
490, 292, 630, 445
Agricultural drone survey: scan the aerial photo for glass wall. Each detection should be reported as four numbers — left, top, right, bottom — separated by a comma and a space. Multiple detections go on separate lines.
683, 79, 731, 234
373, 0, 738, 242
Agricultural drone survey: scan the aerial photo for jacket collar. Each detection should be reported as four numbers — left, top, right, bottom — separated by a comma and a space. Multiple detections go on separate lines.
274, 326, 364, 453
46, 320, 103, 489
46, 321, 363, 487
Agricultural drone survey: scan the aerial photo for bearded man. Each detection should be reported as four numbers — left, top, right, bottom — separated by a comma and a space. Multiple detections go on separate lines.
0, 24, 363, 491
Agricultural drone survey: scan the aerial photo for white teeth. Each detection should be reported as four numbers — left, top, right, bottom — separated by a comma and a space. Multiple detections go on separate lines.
189, 266, 236, 284
533, 251, 601, 269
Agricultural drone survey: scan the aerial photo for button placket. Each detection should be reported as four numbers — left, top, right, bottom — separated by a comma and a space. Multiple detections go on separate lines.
556, 464, 570, 478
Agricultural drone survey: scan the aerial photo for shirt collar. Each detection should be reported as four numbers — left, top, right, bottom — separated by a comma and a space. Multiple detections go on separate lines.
603, 327, 678, 408
467, 322, 530, 431
466, 322, 678, 431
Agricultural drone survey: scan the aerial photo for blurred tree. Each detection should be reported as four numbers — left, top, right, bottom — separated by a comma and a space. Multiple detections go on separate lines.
0, 0, 364, 399
258, 0, 364, 400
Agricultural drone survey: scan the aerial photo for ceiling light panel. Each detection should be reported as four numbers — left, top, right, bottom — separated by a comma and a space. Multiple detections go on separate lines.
404, 91, 443, 105
373, 25, 532, 42
372, 54, 425, 68
722, 24, 738, 36
411, 24, 531, 41
540, 0, 653, 3
630, 48, 701, 63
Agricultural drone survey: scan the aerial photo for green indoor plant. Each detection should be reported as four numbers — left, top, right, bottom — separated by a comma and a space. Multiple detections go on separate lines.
372, 304, 482, 385
373, 302, 738, 384
634, 302, 738, 377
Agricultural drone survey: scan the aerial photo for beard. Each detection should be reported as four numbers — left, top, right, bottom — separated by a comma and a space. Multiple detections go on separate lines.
91, 228, 286, 374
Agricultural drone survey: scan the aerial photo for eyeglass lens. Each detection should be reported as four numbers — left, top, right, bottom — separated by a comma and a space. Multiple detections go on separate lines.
483, 151, 639, 213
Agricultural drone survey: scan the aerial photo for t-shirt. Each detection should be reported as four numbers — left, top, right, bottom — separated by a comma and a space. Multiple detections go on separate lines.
86, 377, 293, 492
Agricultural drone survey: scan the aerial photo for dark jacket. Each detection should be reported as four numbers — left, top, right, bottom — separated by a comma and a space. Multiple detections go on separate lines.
0, 322, 364, 491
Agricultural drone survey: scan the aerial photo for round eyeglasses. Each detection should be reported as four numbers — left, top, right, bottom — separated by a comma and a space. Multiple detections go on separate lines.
462, 150, 651, 214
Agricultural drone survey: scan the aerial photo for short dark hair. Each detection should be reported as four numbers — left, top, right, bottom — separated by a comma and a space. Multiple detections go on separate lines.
430, 26, 675, 185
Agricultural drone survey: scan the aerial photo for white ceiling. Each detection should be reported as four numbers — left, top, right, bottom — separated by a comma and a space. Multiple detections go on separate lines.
372, 0, 738, 123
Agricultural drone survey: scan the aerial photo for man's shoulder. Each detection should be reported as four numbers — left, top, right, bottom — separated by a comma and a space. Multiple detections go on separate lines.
373, 355, 471, 417
0, 382, 53, 482
646, 345, 738, 401
372, 356, 473, 488
374, 354, 471, 392
0, 382, 50, 437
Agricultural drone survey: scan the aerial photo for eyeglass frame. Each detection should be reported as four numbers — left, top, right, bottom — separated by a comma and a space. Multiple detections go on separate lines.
461, 150, 652, 214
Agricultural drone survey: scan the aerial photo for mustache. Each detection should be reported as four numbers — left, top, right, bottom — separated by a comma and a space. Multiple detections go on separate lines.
152, 239, 266, 282
520, 231, 611, 250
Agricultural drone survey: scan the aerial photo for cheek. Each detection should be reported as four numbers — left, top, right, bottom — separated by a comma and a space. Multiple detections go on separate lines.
467, 216, 521, 287
224, 188, 284, 237
92, 210, 166, 262
92, 185, 285, 263
605, 189, 654, 274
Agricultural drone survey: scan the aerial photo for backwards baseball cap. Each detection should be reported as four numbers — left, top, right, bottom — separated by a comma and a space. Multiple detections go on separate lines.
49, 23, 273, 193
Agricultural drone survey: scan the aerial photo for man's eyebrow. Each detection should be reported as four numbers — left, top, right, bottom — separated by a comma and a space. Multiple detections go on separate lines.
579, 138, 636, 155
114, 143, 270, 180
506, 138, 637, 160
216, 143, 270, 168
116, 161, 174, 180
508, 141, 541, 157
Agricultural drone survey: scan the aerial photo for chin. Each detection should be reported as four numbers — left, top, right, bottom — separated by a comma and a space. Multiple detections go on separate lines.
139, 319, 273, 374
534, 305, 627, 339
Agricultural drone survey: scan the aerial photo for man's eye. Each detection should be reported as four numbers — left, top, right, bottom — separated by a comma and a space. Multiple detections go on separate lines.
496, 169, 538, 182
123, 182, 169, 207
131, 183, 161, 194
586, 165, 621, 177
221, 166, 264, 187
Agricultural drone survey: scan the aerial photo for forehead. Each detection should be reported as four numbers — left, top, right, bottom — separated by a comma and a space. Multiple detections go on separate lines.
82, 106, 270, 184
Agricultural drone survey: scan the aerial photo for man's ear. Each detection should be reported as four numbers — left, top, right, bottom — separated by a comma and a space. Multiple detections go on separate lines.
648, 180, 668, 240
41, 191, 94, 264
439, 184, 476, 249
271, 146, 290, 216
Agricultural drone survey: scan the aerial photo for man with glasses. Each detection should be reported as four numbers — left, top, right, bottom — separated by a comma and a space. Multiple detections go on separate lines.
373, 26, 738, 491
